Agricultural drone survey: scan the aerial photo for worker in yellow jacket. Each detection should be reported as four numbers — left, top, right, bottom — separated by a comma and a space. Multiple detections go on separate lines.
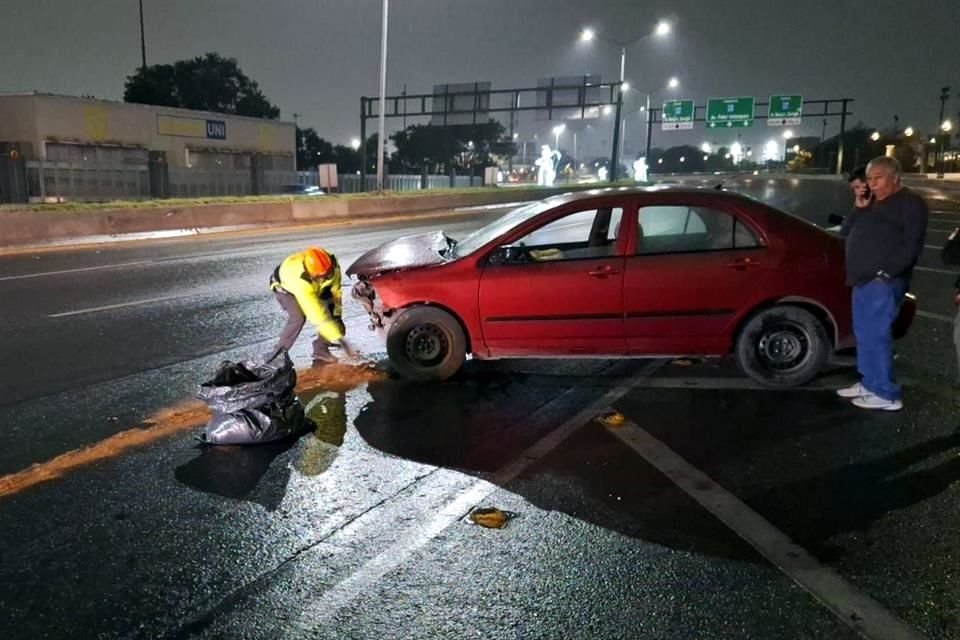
270, 247, 353, 364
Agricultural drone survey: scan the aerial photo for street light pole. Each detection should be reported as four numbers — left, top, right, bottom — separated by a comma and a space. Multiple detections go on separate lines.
138, 0, 147, 69
573, 131, 577, 174
610, 86, 624, 181
619, 47, 626, 165
376, 0, 389, 193
936, 86, 950, 179
579, 21, 671, 184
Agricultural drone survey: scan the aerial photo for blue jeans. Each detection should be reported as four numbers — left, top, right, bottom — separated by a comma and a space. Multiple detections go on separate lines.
852, 277, 907, 401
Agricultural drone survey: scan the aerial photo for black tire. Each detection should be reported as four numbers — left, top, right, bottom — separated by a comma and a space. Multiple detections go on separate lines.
386, 306, 467, 381
734, 306, 829, 388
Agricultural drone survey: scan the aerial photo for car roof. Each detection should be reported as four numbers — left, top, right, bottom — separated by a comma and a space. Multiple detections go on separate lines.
545, 184, 766, 207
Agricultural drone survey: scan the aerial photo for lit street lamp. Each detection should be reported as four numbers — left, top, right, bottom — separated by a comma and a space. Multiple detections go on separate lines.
937, 119, 954, 179
553, 124, 566, 149
904, 126, 915, 137
870, 131, 881, 141
579, 20, 670, 85
350, 138, 361, 150
578, 19, 672, 179
640, 76, 680, 159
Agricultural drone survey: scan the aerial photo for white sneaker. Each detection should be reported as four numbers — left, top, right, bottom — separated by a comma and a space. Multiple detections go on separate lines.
851, 392, 903, 412
836, 382, 865, 398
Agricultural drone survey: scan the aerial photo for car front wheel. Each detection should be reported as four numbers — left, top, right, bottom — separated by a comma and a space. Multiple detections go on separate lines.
734, 305, 829, 388
386, 306, 467, 381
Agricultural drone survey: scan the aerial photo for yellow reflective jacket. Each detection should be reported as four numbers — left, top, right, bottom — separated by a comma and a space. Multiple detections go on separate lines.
270, 251, 344, 342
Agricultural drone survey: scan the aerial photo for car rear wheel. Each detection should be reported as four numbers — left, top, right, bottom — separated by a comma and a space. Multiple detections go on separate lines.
734, 306, 829, 388
387, 306, 467, 381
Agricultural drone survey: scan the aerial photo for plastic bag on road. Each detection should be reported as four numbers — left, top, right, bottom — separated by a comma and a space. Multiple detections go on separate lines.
198, 350, 297, 415
197, 349, 313, 445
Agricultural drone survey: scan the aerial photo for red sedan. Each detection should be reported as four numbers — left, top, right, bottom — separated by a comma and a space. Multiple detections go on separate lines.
347, 186, 915, 386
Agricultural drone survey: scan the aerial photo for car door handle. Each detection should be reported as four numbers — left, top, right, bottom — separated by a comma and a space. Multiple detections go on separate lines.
725, 258, 760, 270
587, 266, 620, 277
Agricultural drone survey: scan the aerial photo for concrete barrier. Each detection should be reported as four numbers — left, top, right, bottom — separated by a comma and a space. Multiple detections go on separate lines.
0, 186, 591, 249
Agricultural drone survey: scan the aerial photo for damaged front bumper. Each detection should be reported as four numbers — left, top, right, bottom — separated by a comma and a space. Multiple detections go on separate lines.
351, 279, 389, 331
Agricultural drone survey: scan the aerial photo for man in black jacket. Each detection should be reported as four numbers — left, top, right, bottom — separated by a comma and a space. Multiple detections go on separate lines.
836, 156, 928, 411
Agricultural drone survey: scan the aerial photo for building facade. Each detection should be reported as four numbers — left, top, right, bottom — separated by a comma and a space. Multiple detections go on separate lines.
0, 93, 296, 202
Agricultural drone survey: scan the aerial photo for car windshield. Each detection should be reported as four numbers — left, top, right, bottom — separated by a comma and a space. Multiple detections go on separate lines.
451, 198, 560, 258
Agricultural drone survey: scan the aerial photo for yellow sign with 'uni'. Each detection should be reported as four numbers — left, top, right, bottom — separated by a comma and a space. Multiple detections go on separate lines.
157, 115, 207, 138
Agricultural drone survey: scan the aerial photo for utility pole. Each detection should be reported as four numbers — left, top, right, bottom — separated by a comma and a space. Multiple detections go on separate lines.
609, 84, 624, 181
376, 0, 389, 193
292, 113, 300, 171
937, 86, 950, 179
138, 0, 147, 69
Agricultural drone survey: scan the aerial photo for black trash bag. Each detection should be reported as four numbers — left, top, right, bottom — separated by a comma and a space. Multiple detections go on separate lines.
198, 350, 297, 415
197, 350, 313, 445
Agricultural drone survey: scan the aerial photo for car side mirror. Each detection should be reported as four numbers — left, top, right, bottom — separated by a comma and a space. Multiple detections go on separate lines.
827, 213, 845, 226
487, 246, 523, 265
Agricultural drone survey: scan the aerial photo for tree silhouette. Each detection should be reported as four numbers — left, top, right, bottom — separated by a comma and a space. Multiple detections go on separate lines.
391, 122, 515, 174
124, 53, 280, 119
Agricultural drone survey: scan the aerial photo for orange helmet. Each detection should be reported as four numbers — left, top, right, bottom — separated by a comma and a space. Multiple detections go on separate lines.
303, 247, 333, 277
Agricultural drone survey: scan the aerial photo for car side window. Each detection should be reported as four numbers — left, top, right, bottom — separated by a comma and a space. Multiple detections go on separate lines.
499, 206, 624, 263
636, 205, 759, 255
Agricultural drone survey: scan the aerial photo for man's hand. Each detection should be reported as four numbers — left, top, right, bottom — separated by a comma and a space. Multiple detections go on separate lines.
854, 190, 873, 209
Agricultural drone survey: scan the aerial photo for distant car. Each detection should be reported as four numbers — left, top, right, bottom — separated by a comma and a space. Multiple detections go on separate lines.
280, 184, 325, 196
347, 186, 916, 386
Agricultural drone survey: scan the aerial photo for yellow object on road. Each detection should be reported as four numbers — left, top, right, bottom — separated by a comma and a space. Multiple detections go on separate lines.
468, 507, 514, 529
596, 410, 625, 427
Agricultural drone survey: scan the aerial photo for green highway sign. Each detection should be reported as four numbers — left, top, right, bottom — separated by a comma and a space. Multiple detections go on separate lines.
706, 97, 755, 128
661, 99, 695, 130
768, 94, 803, 125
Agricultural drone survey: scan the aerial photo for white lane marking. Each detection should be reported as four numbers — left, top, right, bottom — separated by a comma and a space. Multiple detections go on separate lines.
926, 228, 952, 234
917, 309, 954, 323
929, 219, 960, 224
299, 360, 666, 626
924, 244, 943, 250
914, 266, 959, 275
0, 259, 155, 281
606, 419, 928, 640
48, 293, 194, 318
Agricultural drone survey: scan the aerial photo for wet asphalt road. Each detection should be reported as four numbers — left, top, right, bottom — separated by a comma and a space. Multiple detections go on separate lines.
0, 180, 959, 639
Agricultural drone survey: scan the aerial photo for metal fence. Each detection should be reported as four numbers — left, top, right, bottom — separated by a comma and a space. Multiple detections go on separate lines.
23, 162, 489, 202
333, 174, 481, 192
167, 168, 253, 198
26, 161, 149, 202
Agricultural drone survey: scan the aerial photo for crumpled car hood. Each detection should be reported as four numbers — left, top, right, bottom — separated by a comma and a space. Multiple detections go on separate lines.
346, 231, 451, 278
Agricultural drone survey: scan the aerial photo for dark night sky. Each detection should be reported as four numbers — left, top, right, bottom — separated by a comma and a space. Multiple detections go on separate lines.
1, 0, 958, 159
